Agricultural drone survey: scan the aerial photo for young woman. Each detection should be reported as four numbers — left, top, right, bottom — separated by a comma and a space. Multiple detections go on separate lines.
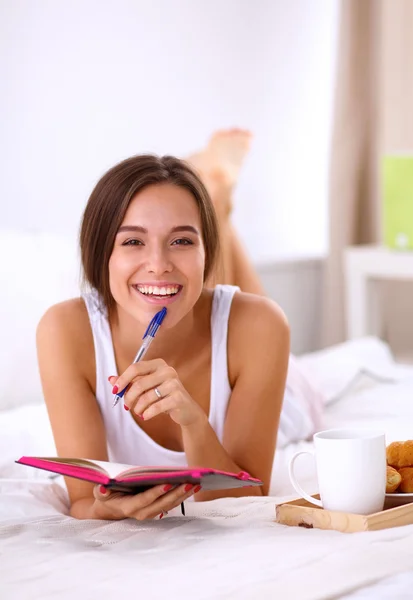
37, 154, 290, 522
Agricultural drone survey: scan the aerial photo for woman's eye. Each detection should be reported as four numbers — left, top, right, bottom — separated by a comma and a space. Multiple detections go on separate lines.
172, 238, 193, 246
122, 239, 143, 246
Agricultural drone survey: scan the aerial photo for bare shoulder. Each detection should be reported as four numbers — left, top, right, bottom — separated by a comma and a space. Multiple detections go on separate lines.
228, 291, 290, 380
230, 291, 289, 343
37, 297, 94, 380
37, 297, 90, 342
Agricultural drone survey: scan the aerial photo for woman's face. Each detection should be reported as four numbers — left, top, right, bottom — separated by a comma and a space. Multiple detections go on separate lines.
109, 183, 206, 328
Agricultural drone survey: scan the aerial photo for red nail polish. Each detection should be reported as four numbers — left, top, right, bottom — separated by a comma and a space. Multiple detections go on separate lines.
139, 414, 144, 420
112, 385, 119, 394
107, 376, 112, 382
194, 485, 201, 493
163, 484, 173, 492
124, 404, 129, 411
184, 484, 193, 492
99, 485, 107, 495
159, 513, 164, 519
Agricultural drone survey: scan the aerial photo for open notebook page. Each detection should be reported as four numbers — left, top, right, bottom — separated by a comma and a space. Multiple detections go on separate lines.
88, 460, 188, 479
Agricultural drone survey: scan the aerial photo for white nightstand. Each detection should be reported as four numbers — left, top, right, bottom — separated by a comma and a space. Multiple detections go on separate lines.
344, 245, 413, 339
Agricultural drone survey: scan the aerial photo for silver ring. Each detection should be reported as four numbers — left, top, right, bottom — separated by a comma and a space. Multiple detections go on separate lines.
154, 387, 162, 400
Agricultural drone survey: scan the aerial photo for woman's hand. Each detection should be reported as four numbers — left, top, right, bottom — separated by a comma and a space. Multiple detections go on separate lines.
109, 359, 207, 427
92, 482, 199, 521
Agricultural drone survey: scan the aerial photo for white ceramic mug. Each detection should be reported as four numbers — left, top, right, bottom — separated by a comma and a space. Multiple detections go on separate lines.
288, 429, 386, 515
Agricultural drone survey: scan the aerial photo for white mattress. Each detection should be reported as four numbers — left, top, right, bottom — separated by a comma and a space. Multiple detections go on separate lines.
2, 337, 413, 600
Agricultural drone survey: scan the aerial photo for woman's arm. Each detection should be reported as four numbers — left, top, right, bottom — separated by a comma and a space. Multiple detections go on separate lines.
36, 300, 109, 518
182, 293, 290, 499
38, 301, 196, 520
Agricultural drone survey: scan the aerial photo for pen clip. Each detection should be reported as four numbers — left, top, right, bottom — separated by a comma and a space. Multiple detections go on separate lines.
142, 307, 167, 339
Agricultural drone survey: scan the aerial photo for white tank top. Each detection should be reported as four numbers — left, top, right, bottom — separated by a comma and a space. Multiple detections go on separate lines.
82, 284, 239, 467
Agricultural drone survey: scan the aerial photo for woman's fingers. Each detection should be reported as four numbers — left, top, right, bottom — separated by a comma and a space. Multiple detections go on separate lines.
93, 484, 114, 502
111, 359, 166, 396
131, 379, 176, 417
93, 483, 170, 517
132, 484, 199, 520
93, 483, 200, 521
139, 395, 176, 420
124, 370, 169, 410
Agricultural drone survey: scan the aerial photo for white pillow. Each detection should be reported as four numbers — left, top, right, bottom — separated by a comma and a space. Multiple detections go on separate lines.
297, 336, 413, 404
0, 230, 81, 411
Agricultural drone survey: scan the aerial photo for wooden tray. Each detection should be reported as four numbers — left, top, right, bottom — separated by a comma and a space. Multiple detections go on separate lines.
275, 495, 413, 533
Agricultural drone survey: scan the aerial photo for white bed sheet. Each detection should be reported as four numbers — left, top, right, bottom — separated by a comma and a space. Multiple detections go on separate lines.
2, 337, 413, 600
2, 478, 413, 600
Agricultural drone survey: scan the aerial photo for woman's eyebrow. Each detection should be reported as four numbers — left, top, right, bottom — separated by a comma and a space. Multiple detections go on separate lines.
170, 225, 200, 235
118, 225, 147, 233
117, 225, 200, 235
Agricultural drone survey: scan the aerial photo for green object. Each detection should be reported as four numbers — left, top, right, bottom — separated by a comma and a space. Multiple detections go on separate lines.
382, 155, 413, 250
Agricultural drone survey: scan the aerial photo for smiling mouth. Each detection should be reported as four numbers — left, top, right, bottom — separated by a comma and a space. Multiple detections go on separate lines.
133, 284, 183, 299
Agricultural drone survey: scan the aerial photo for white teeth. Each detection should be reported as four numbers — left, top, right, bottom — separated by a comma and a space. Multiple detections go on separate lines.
136, 284, 180, 296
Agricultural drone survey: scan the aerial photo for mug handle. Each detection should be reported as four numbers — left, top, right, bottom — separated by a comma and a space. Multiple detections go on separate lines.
288, 450, 322, 507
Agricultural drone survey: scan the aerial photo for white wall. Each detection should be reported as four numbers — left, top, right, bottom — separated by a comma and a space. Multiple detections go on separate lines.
0, 0, 339, 263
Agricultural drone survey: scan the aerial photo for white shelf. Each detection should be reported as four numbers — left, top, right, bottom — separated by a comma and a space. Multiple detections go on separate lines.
344, 245, 413, 339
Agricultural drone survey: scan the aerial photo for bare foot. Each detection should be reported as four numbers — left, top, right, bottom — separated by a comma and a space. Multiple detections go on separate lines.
186, 128, 252, 218
206, 128, 252, 188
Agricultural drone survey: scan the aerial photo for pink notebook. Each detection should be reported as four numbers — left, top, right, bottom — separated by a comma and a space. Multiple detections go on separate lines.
16, 456, 262, 493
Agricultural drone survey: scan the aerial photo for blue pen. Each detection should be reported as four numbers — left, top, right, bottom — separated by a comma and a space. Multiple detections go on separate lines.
112, 307, 167, 407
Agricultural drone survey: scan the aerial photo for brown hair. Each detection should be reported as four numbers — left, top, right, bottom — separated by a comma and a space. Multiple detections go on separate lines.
79, 154, 220, 310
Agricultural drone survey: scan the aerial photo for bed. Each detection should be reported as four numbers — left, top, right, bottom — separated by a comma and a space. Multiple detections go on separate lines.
2, 338, 413, 599
2, 233, 413, 599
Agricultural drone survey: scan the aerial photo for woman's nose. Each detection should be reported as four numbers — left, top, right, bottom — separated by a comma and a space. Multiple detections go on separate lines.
145, 246, 173, 274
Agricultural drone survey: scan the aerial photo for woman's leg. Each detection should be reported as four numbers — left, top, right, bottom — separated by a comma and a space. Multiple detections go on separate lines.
227, 222, 266, 295
187, 128, 265, 294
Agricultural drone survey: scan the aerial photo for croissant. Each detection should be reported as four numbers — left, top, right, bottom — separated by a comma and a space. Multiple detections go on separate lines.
386, 465, 402, 493
398, 467, 413, 493
386, 440, 413, 469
